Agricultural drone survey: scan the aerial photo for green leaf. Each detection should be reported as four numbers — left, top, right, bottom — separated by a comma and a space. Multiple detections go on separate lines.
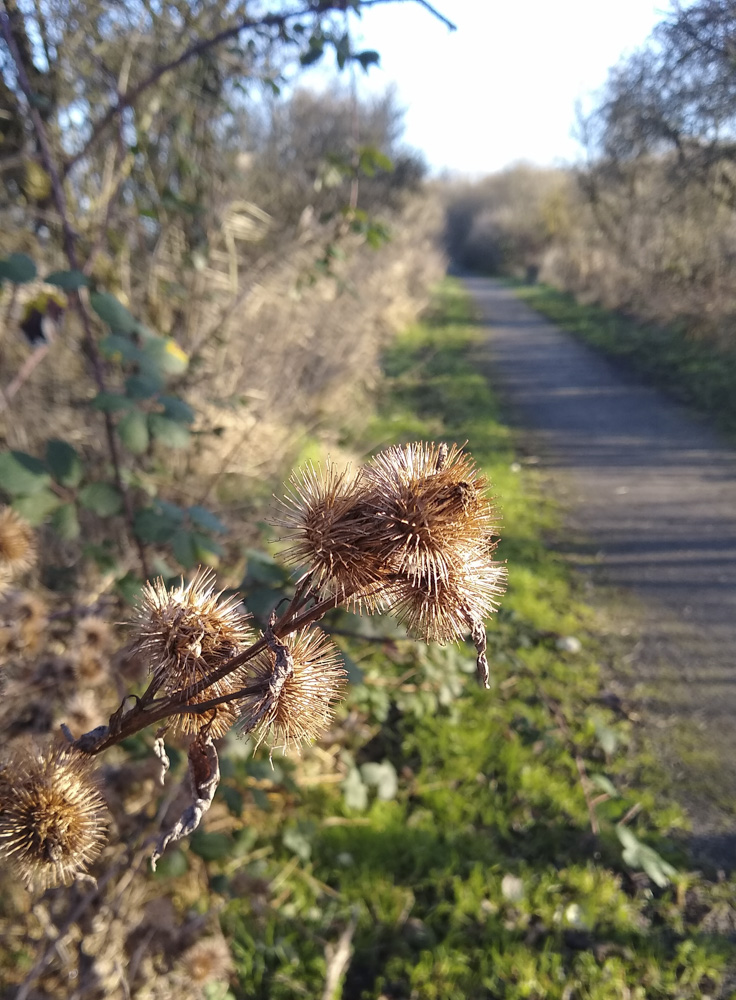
190, 831, 233, 862
133, 507, 179, 544
361, 760, 398, 801
0, 451, 50, 497
45, 439, 83, 487
356, 49, 380, 71
155, 499, 185, 523
220, 786, 244, 817
282, 826, 313, 862
117, 410, 150, 455
44, 269, 89, 290
149, 414, 190, 449
591, 774, 619, 798
242, 548, 287, 587
115, 571, 143, 605
51, 502, 80, 540
140, 337, 189, 376
171, 529, 197, 568
342, 767, 368, 811
125, 373, 164, 399
189, 505, 227, 534
338, 648, 364, 686
13, 489, 61, 525
192, 532, 223, 566
90, 291, 139, 333
0, 253, 37, 284
91, 392, 134, 413
616, 826, 677, 887
160, 395, 195, 424
100, 334, 144, 365
78, 482, 123, 517
152, 847, 188, 878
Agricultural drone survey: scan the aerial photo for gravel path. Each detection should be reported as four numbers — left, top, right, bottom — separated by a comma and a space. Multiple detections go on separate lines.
466, 276, 736, 841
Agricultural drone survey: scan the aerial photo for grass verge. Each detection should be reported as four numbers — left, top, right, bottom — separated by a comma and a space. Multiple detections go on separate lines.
213, 280, 736, 999
515, 283, 736, 440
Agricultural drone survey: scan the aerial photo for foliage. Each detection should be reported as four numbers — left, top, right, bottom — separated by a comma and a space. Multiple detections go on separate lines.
210, 282, 736, 999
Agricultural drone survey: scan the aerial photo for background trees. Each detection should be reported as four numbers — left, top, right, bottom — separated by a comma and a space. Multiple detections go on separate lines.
443, 0, 736, 340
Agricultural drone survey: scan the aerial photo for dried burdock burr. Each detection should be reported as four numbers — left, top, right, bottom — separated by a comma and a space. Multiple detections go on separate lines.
0, 506, 35, 576
272, 460, 386, 607
240, 626, 347, 754
389, 549, 507, 646
362, 441, 500, 591
0, 739, 108, 890
132, 568, 254, 739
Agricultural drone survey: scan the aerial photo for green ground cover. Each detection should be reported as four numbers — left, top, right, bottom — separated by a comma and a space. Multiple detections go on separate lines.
515, 283, 736, 440
197, 282, 736, 999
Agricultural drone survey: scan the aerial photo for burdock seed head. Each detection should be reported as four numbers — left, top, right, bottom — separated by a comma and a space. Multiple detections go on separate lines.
271, 460, 386, 607
362, 442, 500, 591
133, 568, 254, 739
0, 507, 35, 576
389, 549, 507, 645
240, 627, 347, 754
0, 740, 108, 890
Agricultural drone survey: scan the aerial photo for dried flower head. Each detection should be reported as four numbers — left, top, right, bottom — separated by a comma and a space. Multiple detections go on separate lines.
272, 461, 385, 606
389, 550, 507, 645
180, 934, 234, 985
0, 591, 48, 654
75, 651, 108, 688
74, 616, 113, 655
0, 565, 12, 600
0, 740, 108, 890
240, 627, 346, 754
362, 442, 499, 592
133, 569, 253, 738
63, 690, 101, 738
0, 507, 35, 575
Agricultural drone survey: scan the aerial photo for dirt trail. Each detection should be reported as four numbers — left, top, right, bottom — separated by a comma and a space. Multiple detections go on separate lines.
466, 277, 736, 845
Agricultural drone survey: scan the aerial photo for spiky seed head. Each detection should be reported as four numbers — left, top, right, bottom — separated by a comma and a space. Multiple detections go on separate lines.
0, 507, 35, 575
240, 628, 347, 754
180, 935, 234, 984
362, 442, 500, 591
0, 565, 12, 600
1, 591, 48, 653
0, 740, 108, 890
388, 551, 507, 645
133, 568, 254, 739
75, 651, 108, 688
74, 616, 113, 655
271, 461, 387, 608
63, 691, 101, 738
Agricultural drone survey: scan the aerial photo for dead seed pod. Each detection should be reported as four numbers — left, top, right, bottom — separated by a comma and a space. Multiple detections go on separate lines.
132, 568, 254, 739
272, 460, 387, 608
388, 548, 507, 645
0, 506, 36, 576
0, 739, 108, 890
240, 627, 347, 754
361, 441, 500, 591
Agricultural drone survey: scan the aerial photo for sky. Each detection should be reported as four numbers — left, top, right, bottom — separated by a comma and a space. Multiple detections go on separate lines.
343, 0, 667, 176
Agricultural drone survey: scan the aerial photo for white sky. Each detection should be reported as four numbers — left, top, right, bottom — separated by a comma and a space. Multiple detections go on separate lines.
345, 0, 668, 175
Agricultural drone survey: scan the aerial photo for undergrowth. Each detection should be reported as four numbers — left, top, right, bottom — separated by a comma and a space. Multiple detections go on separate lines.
515, 282, 736, 440
210, 281, 736, 999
